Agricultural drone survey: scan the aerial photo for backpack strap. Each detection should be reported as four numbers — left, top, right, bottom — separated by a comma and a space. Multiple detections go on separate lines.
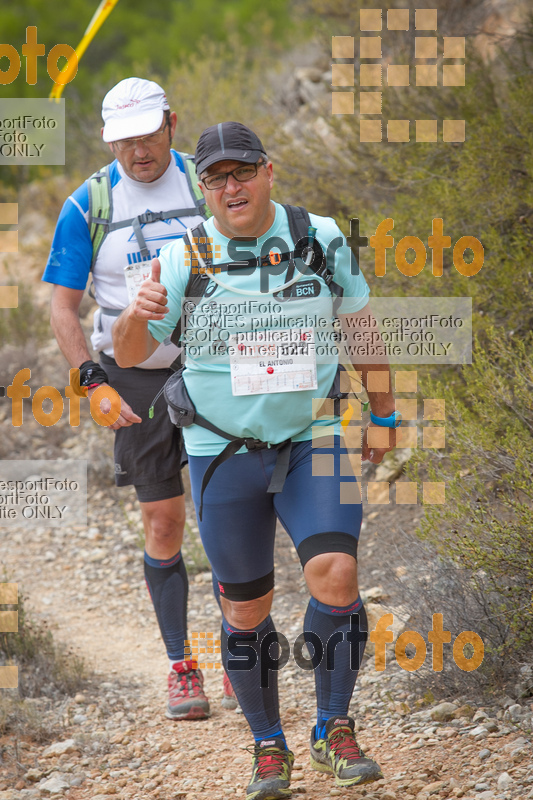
282, 204, 347, 414
197, 437, 291, 520
284, 204, 311, 244
88, 165, 113, 268
282, 203, 344, 313
165, 222, 213, 370
169, 222, 212, 349
180, 153, 212, 220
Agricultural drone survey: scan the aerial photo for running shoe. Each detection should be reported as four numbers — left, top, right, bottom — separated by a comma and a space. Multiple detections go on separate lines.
166, 659, 211, 720
221, 670, 239, 710
309, 716, 383, 787
245, 737, 294, 800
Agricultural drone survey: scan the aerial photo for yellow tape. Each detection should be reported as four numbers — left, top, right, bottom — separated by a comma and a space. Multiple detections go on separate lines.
49, 0, 120, 99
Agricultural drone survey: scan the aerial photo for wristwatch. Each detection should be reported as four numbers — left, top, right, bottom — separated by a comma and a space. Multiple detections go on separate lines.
370, 410, 402, 428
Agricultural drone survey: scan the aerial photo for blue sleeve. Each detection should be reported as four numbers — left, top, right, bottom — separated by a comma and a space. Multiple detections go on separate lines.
171, 149, 186, 173
42, 183, 93, 290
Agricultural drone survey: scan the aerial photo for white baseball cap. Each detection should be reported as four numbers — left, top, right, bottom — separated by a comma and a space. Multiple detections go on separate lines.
101, 77, 170, 143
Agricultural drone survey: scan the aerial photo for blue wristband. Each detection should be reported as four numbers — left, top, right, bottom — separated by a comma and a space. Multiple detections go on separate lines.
370, 410, 402, 428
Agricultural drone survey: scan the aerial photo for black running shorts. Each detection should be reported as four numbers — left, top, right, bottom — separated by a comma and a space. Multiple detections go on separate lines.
100, 353, 185, 498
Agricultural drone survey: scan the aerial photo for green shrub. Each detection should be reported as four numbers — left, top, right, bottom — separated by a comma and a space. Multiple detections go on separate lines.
406, 329, 533, 689
0, 591, 88, 699
0, 275, 49, 347
275, 6, 533, 692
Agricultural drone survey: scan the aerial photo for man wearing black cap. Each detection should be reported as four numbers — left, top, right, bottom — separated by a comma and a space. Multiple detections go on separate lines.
42, 80, 239, 722
113, 121, 399, 799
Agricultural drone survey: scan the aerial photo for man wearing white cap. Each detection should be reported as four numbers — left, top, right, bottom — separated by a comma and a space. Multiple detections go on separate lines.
43, 77, 236, 720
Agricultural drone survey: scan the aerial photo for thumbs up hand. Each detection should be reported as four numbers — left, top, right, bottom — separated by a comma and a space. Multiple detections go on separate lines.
150, 257, 161, 284
131, 257, 169, 320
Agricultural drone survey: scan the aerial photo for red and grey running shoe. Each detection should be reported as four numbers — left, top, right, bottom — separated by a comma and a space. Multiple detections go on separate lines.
166, 659, 210, 720
221, 669, 239, 710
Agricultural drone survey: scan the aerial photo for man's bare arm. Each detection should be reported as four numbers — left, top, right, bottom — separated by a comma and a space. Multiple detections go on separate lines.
50, 285, 94, 367
339, 303, 396, 463
113, 257, 168, 368
49, 284, 141, 428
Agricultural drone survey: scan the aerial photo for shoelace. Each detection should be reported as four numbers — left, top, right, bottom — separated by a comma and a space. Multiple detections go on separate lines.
329, 727, 363, 762
248, 746, 288, 780
170, 670, 202, 698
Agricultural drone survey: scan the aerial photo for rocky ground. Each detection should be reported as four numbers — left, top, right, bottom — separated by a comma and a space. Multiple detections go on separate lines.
0, 442, 532, 800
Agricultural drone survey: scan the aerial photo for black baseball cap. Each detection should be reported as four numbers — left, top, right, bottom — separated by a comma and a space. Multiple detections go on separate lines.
195, 122, 267, 176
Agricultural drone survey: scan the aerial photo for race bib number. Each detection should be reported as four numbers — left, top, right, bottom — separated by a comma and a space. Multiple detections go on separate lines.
124, 260, 153, 303
229, 328, 317, 396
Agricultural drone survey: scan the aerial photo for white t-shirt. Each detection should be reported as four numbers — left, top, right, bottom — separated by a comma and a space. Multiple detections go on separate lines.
43, 150, 205, 368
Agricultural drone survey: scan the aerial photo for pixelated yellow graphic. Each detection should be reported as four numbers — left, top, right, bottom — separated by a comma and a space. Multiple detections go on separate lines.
415, 37, 437, 59
423, 396, 446, 449
0, 583, 18, 689
396, 426, 417, 449
367, 481, 390, 504
387, 9, 409, 31
184, 631, 222, 670
311, 369, 446, 505
367, 370, 389, 393
416, 65, 438, 87
313, 367, 364, 495
443, 120, 465, 143
0, 203, 19, 260
332, 36, 354, 58
360, 119, 382, 143
424, 398, 445, 420
423, 482, 446, 504
360, 9, 382, 30
367, 425, 390, 449
415, 9, 438, 30
331, 9, 466, 142
396, 397, 418, 421
0, 285, 18, 308
395, 370, 417, 393
184, 237, 222, 275
360, 92, 382, 114
332, 64, 354, 86
416, 119, 438, 143
387, 120, 410, 143
332, 93, 354, 115
360, 36, 382, 59
395, 481, 418, 504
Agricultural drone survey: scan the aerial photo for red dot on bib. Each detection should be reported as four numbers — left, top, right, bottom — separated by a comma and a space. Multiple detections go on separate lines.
238, 344, 245, 351
267, 367, 274, 374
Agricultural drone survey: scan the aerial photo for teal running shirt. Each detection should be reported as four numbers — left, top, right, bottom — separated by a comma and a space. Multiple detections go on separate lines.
149, 202, 369, 455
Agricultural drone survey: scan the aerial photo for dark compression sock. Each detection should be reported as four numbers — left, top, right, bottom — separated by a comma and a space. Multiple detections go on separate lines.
144, 550, 189, 662
221, 614, 285, 743
304, 595, 367, 740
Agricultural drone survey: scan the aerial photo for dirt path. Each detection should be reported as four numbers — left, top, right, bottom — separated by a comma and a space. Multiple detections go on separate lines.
1, 461, 532, 800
